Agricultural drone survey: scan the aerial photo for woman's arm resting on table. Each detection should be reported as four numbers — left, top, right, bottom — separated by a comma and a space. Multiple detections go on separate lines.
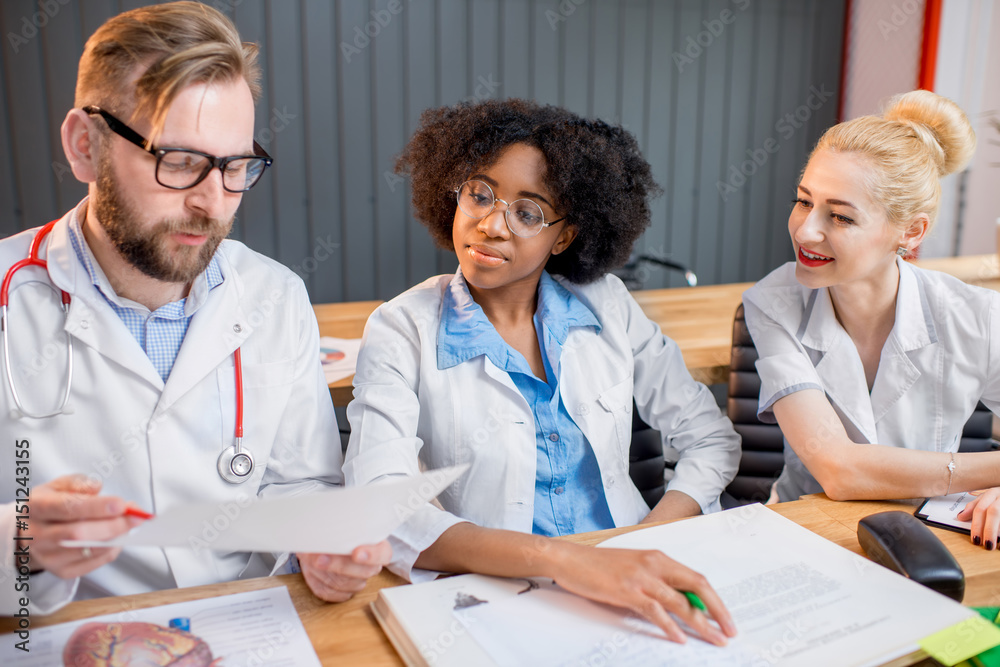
773, 389, 1000, 499
415, 522, 737, 646
776, 390, 1000, 549
640, 490, 702, 524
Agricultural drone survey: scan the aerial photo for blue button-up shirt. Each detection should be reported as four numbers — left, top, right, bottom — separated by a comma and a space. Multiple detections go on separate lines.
437, 271, 615, 537
68, 212, 224, 382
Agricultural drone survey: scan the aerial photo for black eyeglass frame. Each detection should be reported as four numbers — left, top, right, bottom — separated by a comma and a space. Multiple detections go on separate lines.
81, 105, 273, 193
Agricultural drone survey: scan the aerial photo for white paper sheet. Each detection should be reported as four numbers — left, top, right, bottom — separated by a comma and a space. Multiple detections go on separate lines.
915, 492, 974, 532
65, 465, 467, 553
380, 504, 978, 667
320, 336, 362, 384
0, 587, 318, 667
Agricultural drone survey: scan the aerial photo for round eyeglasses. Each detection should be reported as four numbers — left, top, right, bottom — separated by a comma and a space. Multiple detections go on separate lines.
455, 180, 566, 238
82, 106, 273, 193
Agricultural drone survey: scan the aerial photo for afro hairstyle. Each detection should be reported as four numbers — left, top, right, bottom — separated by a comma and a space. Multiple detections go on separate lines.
395, 98, 661, 284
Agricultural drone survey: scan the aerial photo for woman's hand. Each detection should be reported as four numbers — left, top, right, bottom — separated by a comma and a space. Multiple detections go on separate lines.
547, 541, 737, 647
957, 487, 1000, 550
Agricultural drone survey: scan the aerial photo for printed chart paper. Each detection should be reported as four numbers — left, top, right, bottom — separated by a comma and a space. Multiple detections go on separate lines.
0, 587, 318, 667
65, 465, 467, 554
319, 336, 361, 384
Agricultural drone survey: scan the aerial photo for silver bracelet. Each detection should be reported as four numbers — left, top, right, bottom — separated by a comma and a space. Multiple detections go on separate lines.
945, 452, 956, 496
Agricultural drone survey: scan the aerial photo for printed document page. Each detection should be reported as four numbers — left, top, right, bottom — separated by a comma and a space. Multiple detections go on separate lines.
378, 504, 977, 666
0, 586, 318, 666
65, 465, 467, 554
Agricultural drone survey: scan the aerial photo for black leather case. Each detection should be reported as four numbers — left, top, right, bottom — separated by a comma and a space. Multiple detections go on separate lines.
857, 511, 965, 602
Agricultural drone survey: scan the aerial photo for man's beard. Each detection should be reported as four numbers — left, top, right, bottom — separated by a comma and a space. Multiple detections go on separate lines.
91, 157, 232, 284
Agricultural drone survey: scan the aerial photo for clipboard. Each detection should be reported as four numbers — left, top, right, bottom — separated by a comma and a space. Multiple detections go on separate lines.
914, 492, 974, 536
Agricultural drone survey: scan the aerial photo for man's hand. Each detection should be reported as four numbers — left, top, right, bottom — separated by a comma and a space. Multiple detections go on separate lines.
22, 475, 143, 579
298, 541, 393, 602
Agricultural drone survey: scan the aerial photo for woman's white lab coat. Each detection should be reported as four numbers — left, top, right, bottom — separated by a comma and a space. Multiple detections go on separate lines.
343, 271, 740, 581
743, 257, 1000, 501
0, 204, 342, 614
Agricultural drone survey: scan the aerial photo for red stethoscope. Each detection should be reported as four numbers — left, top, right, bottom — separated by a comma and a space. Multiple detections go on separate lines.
1, 220, 253, 483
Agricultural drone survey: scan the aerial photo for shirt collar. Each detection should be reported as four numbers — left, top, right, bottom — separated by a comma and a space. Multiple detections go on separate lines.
799, 256, 936, 352
436, 269, 600, 370
67, 205, 225, 317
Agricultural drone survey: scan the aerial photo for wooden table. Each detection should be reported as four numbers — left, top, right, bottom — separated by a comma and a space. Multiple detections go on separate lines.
315, 254, 1000, 405
7, 494, 998, 665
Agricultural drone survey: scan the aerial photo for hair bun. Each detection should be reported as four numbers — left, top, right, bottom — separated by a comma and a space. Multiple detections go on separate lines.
883, 90, 976, 176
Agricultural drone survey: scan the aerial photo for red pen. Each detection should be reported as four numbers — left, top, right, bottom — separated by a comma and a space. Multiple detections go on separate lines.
124, 507, 154, 520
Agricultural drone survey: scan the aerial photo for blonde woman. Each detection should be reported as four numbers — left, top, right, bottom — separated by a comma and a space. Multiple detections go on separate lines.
743, 90, 1000, 549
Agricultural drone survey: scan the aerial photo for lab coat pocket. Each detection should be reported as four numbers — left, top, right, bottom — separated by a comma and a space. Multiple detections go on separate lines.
597, 376, 634, 459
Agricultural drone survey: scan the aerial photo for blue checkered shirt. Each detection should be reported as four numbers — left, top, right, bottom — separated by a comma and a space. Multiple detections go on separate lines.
68, 214, 224, 382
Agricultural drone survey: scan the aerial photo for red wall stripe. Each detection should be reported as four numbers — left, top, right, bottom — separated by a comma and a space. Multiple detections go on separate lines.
919, 0, 943, 91
837, 0, 853, 122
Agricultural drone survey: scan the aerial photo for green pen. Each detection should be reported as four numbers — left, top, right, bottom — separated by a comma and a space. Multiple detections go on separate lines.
684, 591, 707, 612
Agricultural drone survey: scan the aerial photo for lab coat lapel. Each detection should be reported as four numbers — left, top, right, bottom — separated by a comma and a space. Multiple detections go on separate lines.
44, 215, 164, 389
157, 265, 250, 416
870, 260, 933, 424
801, 288, 879, 443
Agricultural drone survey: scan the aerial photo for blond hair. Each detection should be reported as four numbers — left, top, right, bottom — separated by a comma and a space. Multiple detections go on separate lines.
811, 90, 976, 233
75, 1, 261, 143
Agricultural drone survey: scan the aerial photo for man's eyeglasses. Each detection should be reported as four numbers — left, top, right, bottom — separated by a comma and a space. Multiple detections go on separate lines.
455, 180, 566, 238
82, 106, 273, 193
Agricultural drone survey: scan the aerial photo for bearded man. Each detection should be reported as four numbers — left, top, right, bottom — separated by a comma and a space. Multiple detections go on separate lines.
0, 2, 389, 616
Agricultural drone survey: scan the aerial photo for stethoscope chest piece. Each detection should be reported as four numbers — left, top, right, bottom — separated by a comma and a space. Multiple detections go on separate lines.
217, 347, 251, 483
217, 443, 254, 484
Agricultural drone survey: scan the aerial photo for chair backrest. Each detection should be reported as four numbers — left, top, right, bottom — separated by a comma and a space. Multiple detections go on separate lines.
629, 406, 666, 509
724, 302, 997, 506
725, 303, 785, 505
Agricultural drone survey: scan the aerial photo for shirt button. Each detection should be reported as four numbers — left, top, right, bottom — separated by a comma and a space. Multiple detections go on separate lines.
578, 404, 590, 416
549, 433, 559, 442
79, 320, 89, 329
554, 487, 565, 495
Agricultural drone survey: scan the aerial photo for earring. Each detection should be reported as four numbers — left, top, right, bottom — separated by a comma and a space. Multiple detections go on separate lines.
895, 246, 907, 257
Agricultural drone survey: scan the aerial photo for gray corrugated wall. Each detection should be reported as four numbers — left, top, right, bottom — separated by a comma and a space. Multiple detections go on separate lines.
0, 0, 843, 301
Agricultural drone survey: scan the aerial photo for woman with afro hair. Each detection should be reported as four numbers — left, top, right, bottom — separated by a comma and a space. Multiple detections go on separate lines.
344, 99, 740, 645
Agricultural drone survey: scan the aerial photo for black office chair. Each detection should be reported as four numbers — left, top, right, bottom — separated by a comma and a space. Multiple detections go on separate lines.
724, 302, 998, 507
629, 406, 667, 508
